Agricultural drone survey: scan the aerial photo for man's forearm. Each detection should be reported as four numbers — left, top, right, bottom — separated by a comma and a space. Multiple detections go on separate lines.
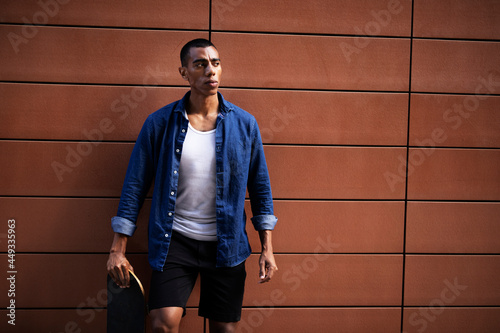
257, 229, 277, 283
107, 232, 133, 287
110, 232, 128, 254
258, 230, 273, 252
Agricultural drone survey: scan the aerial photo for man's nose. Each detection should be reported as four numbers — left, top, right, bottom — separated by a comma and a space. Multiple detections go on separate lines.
206, 63, 216, 76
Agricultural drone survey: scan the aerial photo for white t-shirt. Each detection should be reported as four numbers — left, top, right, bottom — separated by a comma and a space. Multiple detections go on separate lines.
172, 120, 217, 241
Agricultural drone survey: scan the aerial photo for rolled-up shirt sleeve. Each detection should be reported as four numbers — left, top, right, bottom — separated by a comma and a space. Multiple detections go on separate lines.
247, 118, 278, 231
111, 216, 137, 236
251, 214, 278, 231
111, 115, 155, 236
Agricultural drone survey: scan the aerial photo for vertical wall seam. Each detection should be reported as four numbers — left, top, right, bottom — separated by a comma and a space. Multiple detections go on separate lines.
208, 0, 212, 41
401, 0, 415, 331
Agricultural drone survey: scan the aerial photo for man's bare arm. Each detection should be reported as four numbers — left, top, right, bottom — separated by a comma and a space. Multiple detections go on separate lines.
107, 232, 134, 288
258, 230, 278, 283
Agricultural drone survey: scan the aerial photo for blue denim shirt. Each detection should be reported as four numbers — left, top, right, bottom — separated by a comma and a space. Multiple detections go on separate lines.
111, 92, 277, 270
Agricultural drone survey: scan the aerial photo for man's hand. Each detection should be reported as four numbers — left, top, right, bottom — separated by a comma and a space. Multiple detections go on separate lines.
107, 251, 134, 288
259, 249, 278, 283
107, 232, 133, 288
258, 230, 278, 283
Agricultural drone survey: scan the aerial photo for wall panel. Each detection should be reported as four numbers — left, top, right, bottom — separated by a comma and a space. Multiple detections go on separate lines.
412, 40, 500, 94
221, 89, 408, 145
1, 84, 408, 145
212, 0, 412, 36
406, 149, 500, 200
239, 308, 401, 333
243, 255, 403, 306
247, 200, 405, 254
0, 83, 186, 141
0, 197, 404, 254
404, 255, 500, 306
266, 146, 406, 199
0, 308, 203, 333
0, 0, 209, 30
402, 307, 500, 333
409, 94, 500, 148
0, 197, 150, 253
0, 141, 131, 197
406, 202, 500, 253
0, 26, 207, 85
413, 0, 500, 39
0, 309, 107, 333
0, 142, 407, 199
0, 254, 150, 308
212, 33, 410, 91
0, 253, 401, 308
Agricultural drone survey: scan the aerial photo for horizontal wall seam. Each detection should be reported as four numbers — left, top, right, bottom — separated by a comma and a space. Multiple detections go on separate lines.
2, 23, 499, 43
0, 22, 208, 33
1, 196, 499, 204
3, 305, 499, 311
2, 252, 499, 256
1, 139, 500, 150
2, 82, 500, 98
0, 81, 414, 94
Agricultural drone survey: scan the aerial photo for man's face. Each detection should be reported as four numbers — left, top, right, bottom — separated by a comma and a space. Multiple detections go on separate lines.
179, 46, 222, 97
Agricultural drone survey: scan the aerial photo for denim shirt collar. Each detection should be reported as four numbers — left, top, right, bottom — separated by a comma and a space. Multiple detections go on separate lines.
173, 91, 234, 117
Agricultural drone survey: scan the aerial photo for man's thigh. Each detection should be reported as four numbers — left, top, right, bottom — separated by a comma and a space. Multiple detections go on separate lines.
148, 232, 199, 313
198, 261, 246, 322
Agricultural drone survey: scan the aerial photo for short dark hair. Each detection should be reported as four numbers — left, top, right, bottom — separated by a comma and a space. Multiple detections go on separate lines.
180, 38, 217, 67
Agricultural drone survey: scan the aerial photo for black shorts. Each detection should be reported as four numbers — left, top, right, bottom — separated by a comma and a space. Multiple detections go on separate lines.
148, 231, 246, 322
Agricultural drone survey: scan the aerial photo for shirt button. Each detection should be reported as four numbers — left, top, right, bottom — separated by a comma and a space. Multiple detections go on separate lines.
165, 233, 169, 238
170, 191, 175, 195
174, 170, 178, 174
168, 212, 173, 216
176, 149, 180, 153
181, 129, 186, 133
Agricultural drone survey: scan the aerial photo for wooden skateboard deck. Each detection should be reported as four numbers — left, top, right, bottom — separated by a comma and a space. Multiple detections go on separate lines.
107, 270, 146, 333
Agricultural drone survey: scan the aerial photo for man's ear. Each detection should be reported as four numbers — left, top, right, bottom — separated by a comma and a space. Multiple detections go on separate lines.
178, 67, 188, 81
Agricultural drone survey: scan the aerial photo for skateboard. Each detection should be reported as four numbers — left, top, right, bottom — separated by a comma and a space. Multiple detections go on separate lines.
107, 270, 146, 333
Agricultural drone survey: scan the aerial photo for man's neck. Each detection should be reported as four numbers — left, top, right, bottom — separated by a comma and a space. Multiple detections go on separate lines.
186, 91, 219, 131
187, 91, 219, 116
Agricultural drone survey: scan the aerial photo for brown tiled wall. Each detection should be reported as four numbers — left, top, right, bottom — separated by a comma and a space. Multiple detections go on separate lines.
1, 1, 499, 332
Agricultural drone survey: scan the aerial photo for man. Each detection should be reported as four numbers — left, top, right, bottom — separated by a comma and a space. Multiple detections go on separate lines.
107, 38, 278, 333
